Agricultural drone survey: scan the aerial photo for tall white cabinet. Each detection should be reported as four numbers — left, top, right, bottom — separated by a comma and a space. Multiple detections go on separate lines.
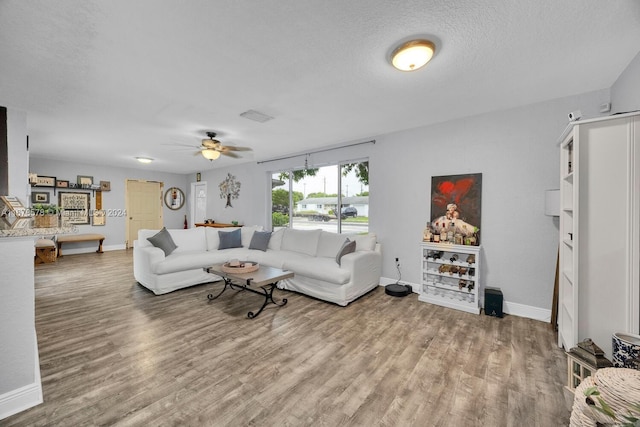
558, 112, 640, 358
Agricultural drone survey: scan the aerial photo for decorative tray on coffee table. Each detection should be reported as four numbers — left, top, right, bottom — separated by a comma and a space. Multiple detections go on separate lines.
221, 261, 259, 274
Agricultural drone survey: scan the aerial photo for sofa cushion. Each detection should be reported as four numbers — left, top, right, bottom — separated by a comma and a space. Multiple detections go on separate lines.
152, 250, 215, 274
283, 256, 351, 285
281, 228, 321, 256
249, 231, 272, 251
336, 239, 356, 265
219, 229, 242, 249
147, 227, 177, 255
170, 227, 207, 253
268, 228, 285, 250
241, 225, 262, 247
205, 227, 221, 251
204, 226, 263, 250
316, 231, 348, 258
346, 233, 377, 251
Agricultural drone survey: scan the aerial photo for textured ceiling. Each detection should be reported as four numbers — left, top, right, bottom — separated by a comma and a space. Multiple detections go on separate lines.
1, 0, 639, 174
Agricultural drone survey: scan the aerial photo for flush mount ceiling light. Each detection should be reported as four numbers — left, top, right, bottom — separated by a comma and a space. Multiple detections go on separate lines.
201, 149, 221, 160
391, 39, 436, 71
136, 157, 154, 164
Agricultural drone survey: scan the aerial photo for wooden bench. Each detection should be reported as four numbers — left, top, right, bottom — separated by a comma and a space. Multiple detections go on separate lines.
57, 233, 105, 258
35, 238, 57, 264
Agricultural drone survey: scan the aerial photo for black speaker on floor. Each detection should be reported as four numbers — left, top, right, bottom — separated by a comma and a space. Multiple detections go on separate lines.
484, 287, 503, 317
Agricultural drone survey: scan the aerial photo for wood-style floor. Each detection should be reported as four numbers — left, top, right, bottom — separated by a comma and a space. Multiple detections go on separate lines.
4, 250, 572, 426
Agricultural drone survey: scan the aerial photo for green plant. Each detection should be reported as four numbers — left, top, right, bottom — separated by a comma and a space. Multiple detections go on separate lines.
272, 212, 289, 227
584, 386, 640, 426
31, 204, 60, 215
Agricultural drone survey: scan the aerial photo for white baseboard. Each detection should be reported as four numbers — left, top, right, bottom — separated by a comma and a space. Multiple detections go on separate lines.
503, 300, 551, 322
0, 338, 42, 420
379, 276, 551, 322
0, 382, 42, 420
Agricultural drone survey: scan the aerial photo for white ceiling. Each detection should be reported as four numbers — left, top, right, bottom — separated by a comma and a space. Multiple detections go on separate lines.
1, 1, 639, 174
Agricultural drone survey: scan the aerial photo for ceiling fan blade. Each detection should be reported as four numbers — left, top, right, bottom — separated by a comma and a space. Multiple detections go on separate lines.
220, 151, 240, 158
222, 145, 252, 152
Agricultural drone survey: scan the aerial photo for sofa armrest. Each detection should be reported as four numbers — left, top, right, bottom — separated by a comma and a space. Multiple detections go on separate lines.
340, 250, 382, 286
133, 240, 166, 277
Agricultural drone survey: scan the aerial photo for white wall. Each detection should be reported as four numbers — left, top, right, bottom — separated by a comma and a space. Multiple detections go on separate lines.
611, 50, 640, 114
0, 108, 42, 419
28, 158, 189, 252
7, 108, 28, 202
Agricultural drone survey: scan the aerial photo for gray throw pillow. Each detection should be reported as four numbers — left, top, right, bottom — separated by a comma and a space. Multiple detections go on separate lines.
249, 231, 272, 251
147, 227, 177, 256
219, 228, 242, 249
336, 239, 356, 266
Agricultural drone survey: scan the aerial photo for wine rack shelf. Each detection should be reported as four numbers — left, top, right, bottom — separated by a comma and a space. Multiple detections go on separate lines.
419, 242, 481, 314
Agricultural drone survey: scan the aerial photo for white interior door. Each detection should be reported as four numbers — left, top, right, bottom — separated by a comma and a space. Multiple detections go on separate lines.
126, 180, 163, 247
191, 181, 207, 227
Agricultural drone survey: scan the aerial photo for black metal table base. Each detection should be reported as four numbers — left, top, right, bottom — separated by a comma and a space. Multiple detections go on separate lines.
207, 277, 288, 319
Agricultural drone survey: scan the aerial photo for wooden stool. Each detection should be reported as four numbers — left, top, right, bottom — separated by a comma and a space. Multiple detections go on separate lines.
35, 238, 57, 264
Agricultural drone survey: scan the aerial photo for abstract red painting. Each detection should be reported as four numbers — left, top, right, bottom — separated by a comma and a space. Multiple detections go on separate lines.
430, 173, 482, 244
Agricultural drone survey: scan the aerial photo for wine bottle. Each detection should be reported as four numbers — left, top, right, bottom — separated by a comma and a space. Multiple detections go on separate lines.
468, 268, 475, 277
449, 253, 459, 262
423, 222, 433, 242
466, 254, 475, 264
447, 222, 455, 242
432, 251, 443, 260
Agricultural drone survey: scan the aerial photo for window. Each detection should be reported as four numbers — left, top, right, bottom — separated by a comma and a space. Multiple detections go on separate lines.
270, 160, 369, 233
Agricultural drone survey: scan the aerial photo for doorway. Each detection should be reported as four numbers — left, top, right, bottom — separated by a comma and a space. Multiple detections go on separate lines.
191, 181, 207, 227
125, 180, 163, 248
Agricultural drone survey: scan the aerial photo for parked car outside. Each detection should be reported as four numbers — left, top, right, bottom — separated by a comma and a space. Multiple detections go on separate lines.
341, 206, 358, 219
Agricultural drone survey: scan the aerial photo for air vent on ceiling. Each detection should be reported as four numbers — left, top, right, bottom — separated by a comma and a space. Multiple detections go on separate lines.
239, 109, 274, 123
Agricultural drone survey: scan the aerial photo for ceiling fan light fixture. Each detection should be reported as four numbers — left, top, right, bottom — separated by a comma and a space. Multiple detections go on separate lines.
391, 39, 436, 72
135, 157, 154, 164
202, 149, 220, 160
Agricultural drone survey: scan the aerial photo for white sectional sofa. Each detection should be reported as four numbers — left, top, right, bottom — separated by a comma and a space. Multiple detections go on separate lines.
133, 226, 382, 306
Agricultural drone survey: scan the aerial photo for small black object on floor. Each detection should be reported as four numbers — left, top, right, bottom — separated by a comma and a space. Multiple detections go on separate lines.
484, 287, 504, 317
385, 283, 411, 297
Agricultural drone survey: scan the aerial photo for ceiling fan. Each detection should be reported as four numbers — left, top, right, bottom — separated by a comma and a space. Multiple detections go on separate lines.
196, 132, 251, 161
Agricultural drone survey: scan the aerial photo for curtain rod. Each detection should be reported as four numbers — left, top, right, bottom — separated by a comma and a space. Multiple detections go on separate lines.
256, 139, 375, 165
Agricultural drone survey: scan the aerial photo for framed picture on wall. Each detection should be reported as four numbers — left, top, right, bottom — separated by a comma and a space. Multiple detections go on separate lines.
92, 209, 106, 226
430, 173, 482, 245
35, 176, 56, 187
56, 180, 69, 188
77, 175, 93, 186
59, 192, 90, 225
31, 192, 50, 204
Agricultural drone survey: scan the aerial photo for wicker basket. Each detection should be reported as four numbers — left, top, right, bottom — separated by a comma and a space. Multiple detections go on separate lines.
221, 261, 259, 274
34, 214, 58, 228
